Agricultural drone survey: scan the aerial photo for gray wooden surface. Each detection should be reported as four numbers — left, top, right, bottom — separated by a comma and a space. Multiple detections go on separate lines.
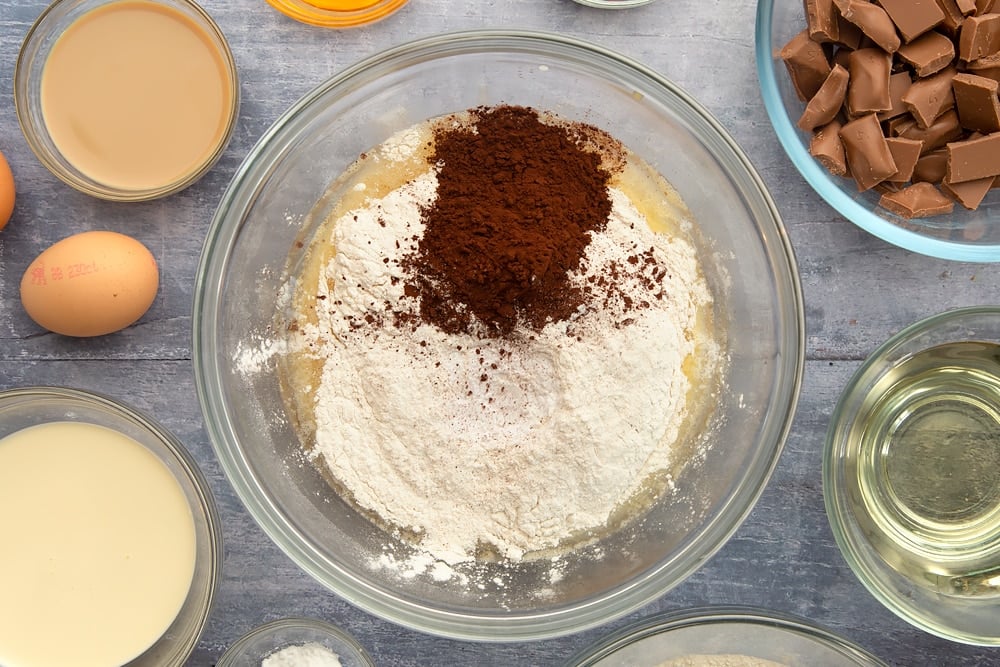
1, 0, 999, 665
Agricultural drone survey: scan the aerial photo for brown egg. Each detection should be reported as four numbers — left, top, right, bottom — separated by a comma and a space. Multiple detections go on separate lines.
0, 150, 14, 231
20, 231, 159, 337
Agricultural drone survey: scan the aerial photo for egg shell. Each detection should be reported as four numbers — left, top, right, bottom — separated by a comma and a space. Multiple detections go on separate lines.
20, 231, 159, 337
0, 150, 14, 231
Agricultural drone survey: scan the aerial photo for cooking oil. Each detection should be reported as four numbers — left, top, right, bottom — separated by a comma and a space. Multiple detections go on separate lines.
844, 341, 1000, 598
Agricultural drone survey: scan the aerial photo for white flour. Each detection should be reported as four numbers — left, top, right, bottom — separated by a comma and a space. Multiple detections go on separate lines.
261, 642, 342, 667
296, 167, 716, 564
657, 656, 787, 667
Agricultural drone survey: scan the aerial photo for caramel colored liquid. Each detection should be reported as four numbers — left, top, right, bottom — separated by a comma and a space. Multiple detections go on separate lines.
40, 1, 234, 191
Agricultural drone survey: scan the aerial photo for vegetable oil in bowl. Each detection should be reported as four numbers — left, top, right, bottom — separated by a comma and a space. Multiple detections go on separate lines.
844, 341, 1000, 598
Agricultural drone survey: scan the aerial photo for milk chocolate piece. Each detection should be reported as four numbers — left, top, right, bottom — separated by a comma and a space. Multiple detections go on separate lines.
898, 108, 964, 151
913, 147, 950, 180
945, 131, 1000, 181
878, 71, 915, 120
897, 31, 956, 76
902, 65, 957, 127
781, 30, 833, 101
888, 114, 919, 134
837, 14, 866, 48
977, 0, 999, 14
840, 113, 899, 189
959, 13, 1000, 61
848, 48, 893, 113
952, 72, 1000, 131
880, 182, 956, 216
833, 0, 903, 52
934, 0, 967, 33
807, 0, 841, 42
886, 136, 925, 180
810, 119, 849, 175
942, 174, 995, 206
799, 65, 851, 130
967, 52, 1000, 82
958, 0, 978, 14
880, 0, 946, 42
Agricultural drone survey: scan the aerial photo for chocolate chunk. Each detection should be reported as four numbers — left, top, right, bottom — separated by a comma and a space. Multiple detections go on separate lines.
840, 113, 899, 189
945, 132, 1000, 181
935, 0, 967, 34
880, 0, 946, 42
957, 0, 978, 14
878, 71, 915, 119
879, 181, 956, 216
966, 52, 1000, 82
897, 31, 956, 76
810, 119, 849, 175
952, 72, 1000, 131
888, 114, 919, 135
886, 136, 925, 180
898, 108, 964, 151
807, 0, 841, 42
799, 65, 851, 130
833, 0, 903, 52
913, 147, 950, 180
959, 14, 1000, 61
977, 0, 999, 14
942, 174, 995, 207
837, 14, 866, 48
902, 65, 957, 127
781, 29, 833, 101
848, 48, 893, 113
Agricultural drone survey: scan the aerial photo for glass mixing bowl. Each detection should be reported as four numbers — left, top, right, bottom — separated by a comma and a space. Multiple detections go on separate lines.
217, 617, 375, 667
194, 29, 804, 641
825, 306, 1000, 645
756, 0, 1000, 262
566, 606, 888, 666
0, 386, 222, 666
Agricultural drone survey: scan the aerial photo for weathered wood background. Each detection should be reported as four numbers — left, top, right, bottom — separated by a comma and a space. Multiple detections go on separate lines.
1, 0, 999, 664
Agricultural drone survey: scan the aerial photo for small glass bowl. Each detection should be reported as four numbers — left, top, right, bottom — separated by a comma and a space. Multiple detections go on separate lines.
264, 0, 408, 27
571, 0, 661, 8
217, 617, 376, 667
567, 606, 888, 666
756, 0, 1000, 261
0, 386, 223, 666
14, 0, 239, 201
825, 306, 1000, 645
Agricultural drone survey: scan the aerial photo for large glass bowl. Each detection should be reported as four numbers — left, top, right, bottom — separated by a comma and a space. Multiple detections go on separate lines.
756, 0, 1000, 262
194, 30, 804, 641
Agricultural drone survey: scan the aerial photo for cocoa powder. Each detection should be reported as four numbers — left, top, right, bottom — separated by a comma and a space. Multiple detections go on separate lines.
403, 106, 624, 337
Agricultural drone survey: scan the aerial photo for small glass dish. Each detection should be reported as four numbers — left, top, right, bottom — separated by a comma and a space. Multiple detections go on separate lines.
825, 306, 1000, 645
264, 0, 408, 27
14, 0, 239, 201
217, 617, 376, 667
571, 0, 661, 8
567, 606, 888, 666
756, 0, 1000, 261
0, 386, 222, 666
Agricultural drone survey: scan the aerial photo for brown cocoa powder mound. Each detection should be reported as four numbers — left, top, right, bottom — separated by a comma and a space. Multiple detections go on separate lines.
404, 105, 620, 337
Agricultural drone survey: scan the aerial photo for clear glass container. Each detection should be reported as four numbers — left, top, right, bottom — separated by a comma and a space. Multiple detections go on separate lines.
264, 0, 407, 27
193, 29, 805, 641
826, 306, 1000, 645
14, 0, 240, 201
218, 617, 375, 667
0, 386, 222, 666
756, 0, 1000, 261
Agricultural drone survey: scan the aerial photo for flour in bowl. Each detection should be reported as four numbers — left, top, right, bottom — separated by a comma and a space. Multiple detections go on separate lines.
280, 105, 722, 566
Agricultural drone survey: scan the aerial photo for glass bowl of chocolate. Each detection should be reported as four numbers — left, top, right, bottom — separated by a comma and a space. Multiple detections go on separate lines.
757, 0, 1000, 260
194, 30, 804, 641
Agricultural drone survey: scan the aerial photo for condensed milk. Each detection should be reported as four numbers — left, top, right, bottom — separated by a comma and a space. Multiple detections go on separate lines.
0, 421, 197, 667
38, 0, 237, 193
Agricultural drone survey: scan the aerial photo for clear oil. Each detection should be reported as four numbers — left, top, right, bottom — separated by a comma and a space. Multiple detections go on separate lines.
845, 341, 1000, 598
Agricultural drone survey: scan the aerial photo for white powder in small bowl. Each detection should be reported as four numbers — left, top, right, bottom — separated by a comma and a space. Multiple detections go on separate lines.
261, 642, 342, 667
